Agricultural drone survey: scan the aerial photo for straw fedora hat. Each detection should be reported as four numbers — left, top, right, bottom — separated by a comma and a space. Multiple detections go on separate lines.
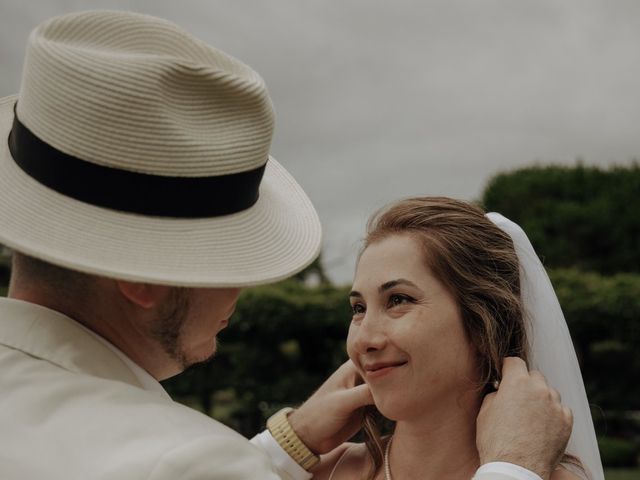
0, 10, 321, 287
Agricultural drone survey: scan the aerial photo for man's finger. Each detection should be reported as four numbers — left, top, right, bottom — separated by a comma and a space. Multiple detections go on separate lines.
317, 360, 358, 391
477, 391, 497, 419
549, 387, 561, 404
501, 356, 528, 381
529, 370, 548, 387
562, 406, 573, 426
335, 360, 362, 386
337, 383, 374, 410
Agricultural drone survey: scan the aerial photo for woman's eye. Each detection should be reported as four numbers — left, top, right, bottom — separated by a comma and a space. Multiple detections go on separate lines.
351, 303, 365, 315
389, 294, 412, 307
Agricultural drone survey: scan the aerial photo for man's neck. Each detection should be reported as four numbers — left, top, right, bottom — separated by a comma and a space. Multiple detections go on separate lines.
8, 282, 175, 381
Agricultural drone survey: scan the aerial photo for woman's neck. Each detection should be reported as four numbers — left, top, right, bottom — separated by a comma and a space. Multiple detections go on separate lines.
386, 392, 482, 480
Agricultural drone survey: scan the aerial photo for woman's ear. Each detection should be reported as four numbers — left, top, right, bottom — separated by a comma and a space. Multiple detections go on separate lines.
116, 281, 171, 309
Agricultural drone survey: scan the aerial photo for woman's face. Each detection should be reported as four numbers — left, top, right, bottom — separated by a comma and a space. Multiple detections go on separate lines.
347, 234, 480, 420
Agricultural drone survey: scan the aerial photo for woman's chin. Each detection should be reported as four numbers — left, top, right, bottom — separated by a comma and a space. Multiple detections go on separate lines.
373, 395, 414, 422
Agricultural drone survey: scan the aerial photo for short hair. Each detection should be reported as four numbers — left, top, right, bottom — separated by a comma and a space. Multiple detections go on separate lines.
11, 251, 95, 299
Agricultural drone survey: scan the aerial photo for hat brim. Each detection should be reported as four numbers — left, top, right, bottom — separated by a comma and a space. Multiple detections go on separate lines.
0, 95, 322, 287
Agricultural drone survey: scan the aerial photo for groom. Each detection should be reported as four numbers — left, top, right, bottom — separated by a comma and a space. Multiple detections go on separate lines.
0, 11, 570, 480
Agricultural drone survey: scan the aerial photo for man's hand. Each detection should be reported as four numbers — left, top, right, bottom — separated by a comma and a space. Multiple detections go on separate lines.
288, 360, 373, 454
476, 357, 573, 480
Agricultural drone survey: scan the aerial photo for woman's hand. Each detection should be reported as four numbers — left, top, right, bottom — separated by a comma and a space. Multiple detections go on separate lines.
288, 360, 374, 454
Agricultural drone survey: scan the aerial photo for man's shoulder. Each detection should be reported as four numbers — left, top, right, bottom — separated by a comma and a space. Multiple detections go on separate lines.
0, 344, 270, 479
0, 340, 235, 434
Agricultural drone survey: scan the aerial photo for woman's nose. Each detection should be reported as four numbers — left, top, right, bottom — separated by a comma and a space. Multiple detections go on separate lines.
352, 314, 387, 354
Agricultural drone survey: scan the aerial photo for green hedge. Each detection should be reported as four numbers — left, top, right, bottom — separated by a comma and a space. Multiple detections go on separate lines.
162, 270, 640, 449
605, 469, 640, 480
598, 437, 639, 468
482, 163, 640, 275
550, 269, 640, 410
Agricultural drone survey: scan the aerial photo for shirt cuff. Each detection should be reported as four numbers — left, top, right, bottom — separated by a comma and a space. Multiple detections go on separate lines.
473, 462, 543, 480
251, 430, 313, 480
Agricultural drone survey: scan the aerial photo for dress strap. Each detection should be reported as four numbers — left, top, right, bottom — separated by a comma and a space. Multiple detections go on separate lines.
328, 444, 356, 480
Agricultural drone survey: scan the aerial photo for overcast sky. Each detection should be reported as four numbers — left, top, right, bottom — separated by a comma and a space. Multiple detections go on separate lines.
2, 0, 639, 282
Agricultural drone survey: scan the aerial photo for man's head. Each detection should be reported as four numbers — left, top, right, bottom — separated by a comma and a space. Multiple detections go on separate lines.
0, 11, 322, 377
10, 252, 241, 379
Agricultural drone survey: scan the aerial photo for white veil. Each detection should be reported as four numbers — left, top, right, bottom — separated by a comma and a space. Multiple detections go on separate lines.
487, 213, 604, 480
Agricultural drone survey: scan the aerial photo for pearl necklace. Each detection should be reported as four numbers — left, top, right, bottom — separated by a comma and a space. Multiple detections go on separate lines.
383, 436, 393, 480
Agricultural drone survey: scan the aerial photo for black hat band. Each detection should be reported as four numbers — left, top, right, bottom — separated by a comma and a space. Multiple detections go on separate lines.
7, 107, 266, 219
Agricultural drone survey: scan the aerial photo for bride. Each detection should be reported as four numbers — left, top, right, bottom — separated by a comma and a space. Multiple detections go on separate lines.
312, 197, 603, 480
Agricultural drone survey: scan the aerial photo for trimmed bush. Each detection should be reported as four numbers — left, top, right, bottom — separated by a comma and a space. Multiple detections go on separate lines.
482, 163, 640, 274
550, 269, 640, 411
598, 437, 639, 468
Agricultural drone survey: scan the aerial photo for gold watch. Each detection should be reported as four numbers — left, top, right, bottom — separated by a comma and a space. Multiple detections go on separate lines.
266, 407, 320, 470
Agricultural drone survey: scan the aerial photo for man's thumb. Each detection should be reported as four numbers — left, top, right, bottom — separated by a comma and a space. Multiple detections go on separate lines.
339, 383, 374, 411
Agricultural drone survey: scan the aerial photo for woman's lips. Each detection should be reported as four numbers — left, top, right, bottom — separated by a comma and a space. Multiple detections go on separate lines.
363, 361, 408, 379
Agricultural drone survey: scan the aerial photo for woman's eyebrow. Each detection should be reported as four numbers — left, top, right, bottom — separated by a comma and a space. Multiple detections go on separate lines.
349, 279, 418, 298
379, 279, 418, 293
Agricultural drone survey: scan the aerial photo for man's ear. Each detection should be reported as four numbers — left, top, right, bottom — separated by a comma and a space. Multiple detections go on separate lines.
116, 281, 171, 309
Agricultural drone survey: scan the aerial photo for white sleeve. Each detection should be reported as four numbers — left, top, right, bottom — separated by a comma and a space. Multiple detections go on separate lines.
473, 462, 543, 480
251, 430, 313, 480
250, 433, 544, 480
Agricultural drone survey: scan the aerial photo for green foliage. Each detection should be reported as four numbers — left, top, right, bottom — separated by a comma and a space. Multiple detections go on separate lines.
293, 254, 331, 284
550, 269, 640, 410
604, 468, 640, 480
598, 437, 639, 468
482, 163, 640, 274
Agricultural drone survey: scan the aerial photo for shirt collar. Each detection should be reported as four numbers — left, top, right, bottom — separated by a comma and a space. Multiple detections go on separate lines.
0, 297, 169, 398
75, 321, 171, 398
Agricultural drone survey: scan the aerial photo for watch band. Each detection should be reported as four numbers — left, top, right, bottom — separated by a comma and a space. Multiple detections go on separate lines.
266, 407, 320, 470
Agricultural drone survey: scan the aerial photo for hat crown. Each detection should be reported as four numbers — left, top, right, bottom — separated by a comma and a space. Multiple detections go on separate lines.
17, 10, 274, 176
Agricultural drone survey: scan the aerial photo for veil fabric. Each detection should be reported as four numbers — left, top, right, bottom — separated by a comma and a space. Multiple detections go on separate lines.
487, 213, 604, 480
